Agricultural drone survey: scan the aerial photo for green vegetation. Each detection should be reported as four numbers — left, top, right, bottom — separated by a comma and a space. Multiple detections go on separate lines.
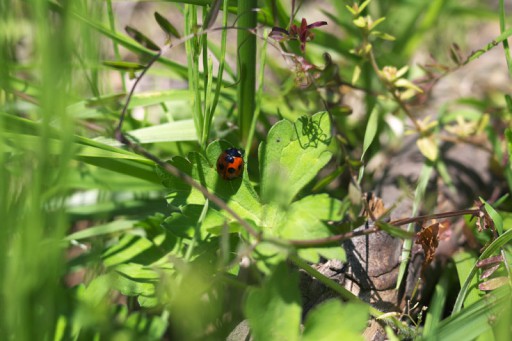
1, 0, 511, 340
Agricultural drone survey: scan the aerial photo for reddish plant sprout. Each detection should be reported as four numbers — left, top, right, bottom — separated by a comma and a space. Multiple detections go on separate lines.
269, 18, 327, 53
268, 27, 289, 42
291, 55, 316, 88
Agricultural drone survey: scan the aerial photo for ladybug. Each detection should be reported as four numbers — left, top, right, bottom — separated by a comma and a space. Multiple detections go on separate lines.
216, 147, 244, 180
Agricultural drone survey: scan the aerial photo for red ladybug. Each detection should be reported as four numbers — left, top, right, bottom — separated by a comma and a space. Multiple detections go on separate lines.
216, 148, 244, 180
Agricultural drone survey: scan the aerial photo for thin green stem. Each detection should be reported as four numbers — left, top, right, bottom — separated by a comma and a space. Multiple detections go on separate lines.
202, 57, 214, 147
499, 0, 512, 77
367, 47, 422, 132
202, 0, 229, 147
463, 27, 512, 65
185, 5, 204, 143
237, 0, 257, 144
106, 0, 126, 92
244, 28, 268, 157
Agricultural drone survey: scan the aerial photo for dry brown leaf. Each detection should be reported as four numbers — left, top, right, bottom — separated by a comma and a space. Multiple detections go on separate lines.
472, 200, 495, 232
362, 192, 386, 221
437, 220, 452, 241
415, 222, 440, 276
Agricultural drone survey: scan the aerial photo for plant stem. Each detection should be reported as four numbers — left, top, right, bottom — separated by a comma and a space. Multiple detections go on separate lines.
237, 0, 257, 144
498, 0, 512, 76
388, 209, 478, 227
106, 0, 126, 92
367, 48, 422, 131
284, 208, 479, 248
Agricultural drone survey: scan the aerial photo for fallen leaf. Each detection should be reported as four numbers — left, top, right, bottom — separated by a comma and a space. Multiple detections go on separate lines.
415, 222, 439, 277
362, 192, 386, 221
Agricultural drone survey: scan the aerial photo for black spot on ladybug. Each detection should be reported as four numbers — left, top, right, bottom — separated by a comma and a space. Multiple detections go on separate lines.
238, 165, 242, 170
218, 163, 224, 170
227, 167, 235, 174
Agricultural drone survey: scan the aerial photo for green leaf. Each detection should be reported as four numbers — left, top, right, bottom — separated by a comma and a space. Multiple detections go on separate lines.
123, 309, 168, 338
505, 95, 512, 113
109, 263, 172, 308
312, 165, 346, 192
259, 112, 332, 206
302, 300, 368, 341
506, 128, 512, 175
280, 194, 346, 263
164, 204, 232, 236
453, 251, 480, 306
65, 5, 188, 78
362, 106, 379, 160
85, 91, 127, 110
75, 89, 193, 118
158, 140, 262, 222
244, 263, 301, 341
80, 274, 112, 306
427, 286, 510, 341
352, 64, 362, 84
423, 265, 454, 337
67, 198, 166, 220
2, 114, 160, 184
102, 234, 165, 267
369, 17, 386, 31
125, 25, 160, 51
96, 120, 198, 146
65, 220, 137, 241
370, 31, 396, 41
482, 199, 504, 235
453, 229, 512, 313
417, 134, 438, 161
112, 265, 158, 297
345, 5, 357, 16
102, 60, 145, 71
154, 11, 181, 38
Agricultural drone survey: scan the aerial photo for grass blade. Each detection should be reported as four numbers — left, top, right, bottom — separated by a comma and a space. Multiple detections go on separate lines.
396, 161, 434, 289
453, 229, 512, 313
237, 0, 257, 143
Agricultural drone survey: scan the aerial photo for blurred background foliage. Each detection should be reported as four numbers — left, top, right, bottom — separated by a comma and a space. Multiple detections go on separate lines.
1, 0, 511, 340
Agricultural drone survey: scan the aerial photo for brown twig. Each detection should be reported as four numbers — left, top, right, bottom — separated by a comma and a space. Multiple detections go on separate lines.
285, 208, 480, 248
388, 209, 478, 227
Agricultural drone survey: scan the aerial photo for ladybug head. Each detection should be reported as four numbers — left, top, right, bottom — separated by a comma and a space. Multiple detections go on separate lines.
225, 147, 244, 158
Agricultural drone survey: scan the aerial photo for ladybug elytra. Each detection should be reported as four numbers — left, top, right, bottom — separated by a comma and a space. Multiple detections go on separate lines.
216, 148, 244, 180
